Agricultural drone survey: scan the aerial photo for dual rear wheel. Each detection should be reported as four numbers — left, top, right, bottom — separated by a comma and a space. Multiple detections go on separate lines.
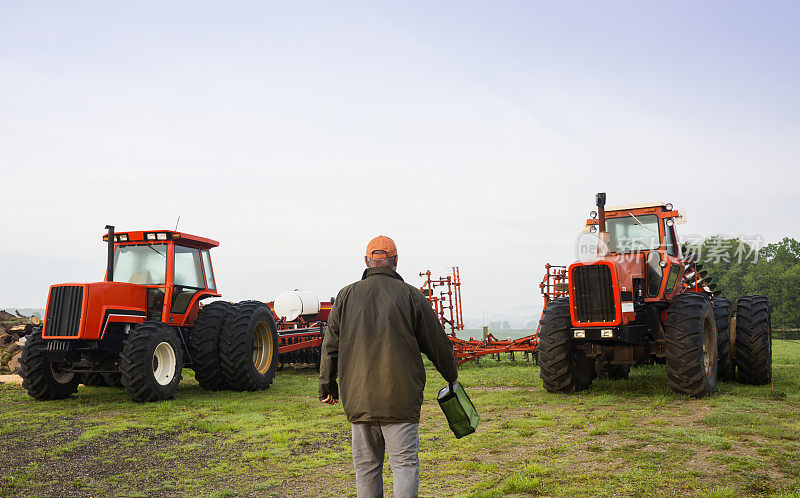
120, 300, 280, 401
190, 300, 279, 392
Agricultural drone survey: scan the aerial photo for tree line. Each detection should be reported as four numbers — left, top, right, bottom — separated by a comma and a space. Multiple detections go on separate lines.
686, 236, 800, 329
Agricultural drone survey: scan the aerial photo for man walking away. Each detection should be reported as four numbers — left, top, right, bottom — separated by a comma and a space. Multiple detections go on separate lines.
319, 235, 458, 498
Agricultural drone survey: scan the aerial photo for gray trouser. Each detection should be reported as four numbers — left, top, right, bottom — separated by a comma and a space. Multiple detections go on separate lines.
351, 421, 420, 498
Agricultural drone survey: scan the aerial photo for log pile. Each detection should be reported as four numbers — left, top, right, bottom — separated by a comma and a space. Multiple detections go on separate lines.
0, 310, 38, 374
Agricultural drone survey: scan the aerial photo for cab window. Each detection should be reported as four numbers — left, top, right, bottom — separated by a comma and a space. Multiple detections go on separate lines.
664, 220, 678, 256
172, 246, 205, 314
201, 250, 216, 291
666, 264, 682, 294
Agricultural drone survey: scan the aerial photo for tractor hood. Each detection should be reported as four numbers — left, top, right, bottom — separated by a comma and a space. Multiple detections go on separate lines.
42, 281, 148, 340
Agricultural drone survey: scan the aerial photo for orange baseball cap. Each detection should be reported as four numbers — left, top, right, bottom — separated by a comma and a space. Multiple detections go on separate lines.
366, 235, 398, 259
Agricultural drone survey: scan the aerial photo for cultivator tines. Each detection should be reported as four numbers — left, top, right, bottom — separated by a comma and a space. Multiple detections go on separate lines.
540, 263, 568, 308
417, 267, 543, 366
681, 259, 718, 297
419, 267, 464, 334
449, 333, 539, 366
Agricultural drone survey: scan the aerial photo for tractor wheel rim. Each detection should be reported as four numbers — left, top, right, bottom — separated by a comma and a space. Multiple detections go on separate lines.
152, 341, 176, 386
50, 364, 74, 384
252, 321, 273, 374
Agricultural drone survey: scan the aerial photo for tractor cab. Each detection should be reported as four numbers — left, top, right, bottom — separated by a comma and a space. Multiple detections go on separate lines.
104, 228, 220, 325
583, 199, 685, 305
43, 227, 220, 342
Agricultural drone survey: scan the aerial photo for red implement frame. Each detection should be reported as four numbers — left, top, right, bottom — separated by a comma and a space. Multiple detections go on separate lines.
419, 266, 567, 366
266, 302, 330, 362
419, 267, 464, 333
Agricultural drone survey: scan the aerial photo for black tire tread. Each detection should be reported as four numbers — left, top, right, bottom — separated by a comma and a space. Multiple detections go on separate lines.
189, 301, 234, 391
665, 292, 717, 397
20, 328, 79, 400
219, 301, 279, 392
713, 298, 735, 381
735, 296, 771, 385
120, 322, 183, 402
538, 298, 593, 393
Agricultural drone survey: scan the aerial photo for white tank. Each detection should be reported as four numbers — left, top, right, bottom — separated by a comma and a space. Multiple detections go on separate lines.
274, 290, 321, 321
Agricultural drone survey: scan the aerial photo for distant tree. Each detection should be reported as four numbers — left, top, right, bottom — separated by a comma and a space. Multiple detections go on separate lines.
502, 321, 510, 330
686, 236, 800, 328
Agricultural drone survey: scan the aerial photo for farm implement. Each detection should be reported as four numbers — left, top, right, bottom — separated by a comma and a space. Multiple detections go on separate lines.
418, 268, 542, 366
267, 290, 331, 368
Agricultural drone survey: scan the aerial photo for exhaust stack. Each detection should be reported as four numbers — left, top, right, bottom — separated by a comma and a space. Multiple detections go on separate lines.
105, 225, 115, 282
595, 193, 611, 257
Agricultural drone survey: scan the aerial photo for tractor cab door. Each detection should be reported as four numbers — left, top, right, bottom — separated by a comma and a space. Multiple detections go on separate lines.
171, 245, 208, 314
661, 219, 683, 297
644, 219, 683, 300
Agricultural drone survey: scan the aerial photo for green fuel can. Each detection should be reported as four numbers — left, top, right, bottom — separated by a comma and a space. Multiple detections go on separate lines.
437, 381, 479, 439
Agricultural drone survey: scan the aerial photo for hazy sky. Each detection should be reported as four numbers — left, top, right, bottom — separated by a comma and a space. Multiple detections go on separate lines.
2, 1, 799, 323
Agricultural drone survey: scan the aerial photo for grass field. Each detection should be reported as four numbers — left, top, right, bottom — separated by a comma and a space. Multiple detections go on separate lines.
1, 341, 799, 497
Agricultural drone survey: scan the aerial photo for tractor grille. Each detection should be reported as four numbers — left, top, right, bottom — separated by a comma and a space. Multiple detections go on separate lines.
572, 265, 616, 323
45, 286, 84, 337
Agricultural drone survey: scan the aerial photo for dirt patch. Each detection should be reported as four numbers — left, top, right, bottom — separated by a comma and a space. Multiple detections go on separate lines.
289, 429, 349, 456
0, 425, 230, 497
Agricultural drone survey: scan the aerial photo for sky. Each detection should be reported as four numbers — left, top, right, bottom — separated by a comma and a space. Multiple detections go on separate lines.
1, 1, 799, 324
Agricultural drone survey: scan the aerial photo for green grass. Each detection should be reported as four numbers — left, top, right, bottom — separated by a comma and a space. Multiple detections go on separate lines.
1, 341, 799, 496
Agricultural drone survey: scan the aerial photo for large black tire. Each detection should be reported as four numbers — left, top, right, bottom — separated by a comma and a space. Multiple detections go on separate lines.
538, 298, 594, 393
102, 372, 123, 387
81, 373, 109, 386
665, 293, 718, 397
735, 296, 772, 385
220, 301, 279, 391
595, 357, 630, 380
188, 301, 234, 391
120, 322, 184, 402
20, 327, 80, 400
713, 298, 735, 381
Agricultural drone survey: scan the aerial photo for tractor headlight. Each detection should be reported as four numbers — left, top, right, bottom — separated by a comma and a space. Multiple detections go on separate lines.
665, 203, 673, 211
601, 329, 614, 338
660, 260, 668, 268
146, 233, 157, 240
590, 210, 597, 219
589, 225, 597, 233
666, 219, 674, 227
574, 330, 586, 338
119, 234, 128, 242
156, 233, 168, 240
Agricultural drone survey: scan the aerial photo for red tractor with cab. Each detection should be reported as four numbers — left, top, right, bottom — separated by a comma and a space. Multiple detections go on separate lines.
538, 194, 772, 397
20, 226, 280, 402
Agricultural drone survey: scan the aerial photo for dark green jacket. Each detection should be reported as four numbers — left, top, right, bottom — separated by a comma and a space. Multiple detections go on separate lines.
319, 267, 459, 423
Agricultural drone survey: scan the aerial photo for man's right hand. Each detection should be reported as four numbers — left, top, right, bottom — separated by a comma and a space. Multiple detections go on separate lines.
321, 394, 338, 405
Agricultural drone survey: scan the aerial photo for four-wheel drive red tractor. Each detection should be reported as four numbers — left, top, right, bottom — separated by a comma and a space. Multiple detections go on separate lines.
19, 226, 280, 402
538, 194, 772, 397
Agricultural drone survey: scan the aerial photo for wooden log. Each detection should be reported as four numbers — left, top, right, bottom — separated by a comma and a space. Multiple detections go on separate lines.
7, 351, 22, 373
